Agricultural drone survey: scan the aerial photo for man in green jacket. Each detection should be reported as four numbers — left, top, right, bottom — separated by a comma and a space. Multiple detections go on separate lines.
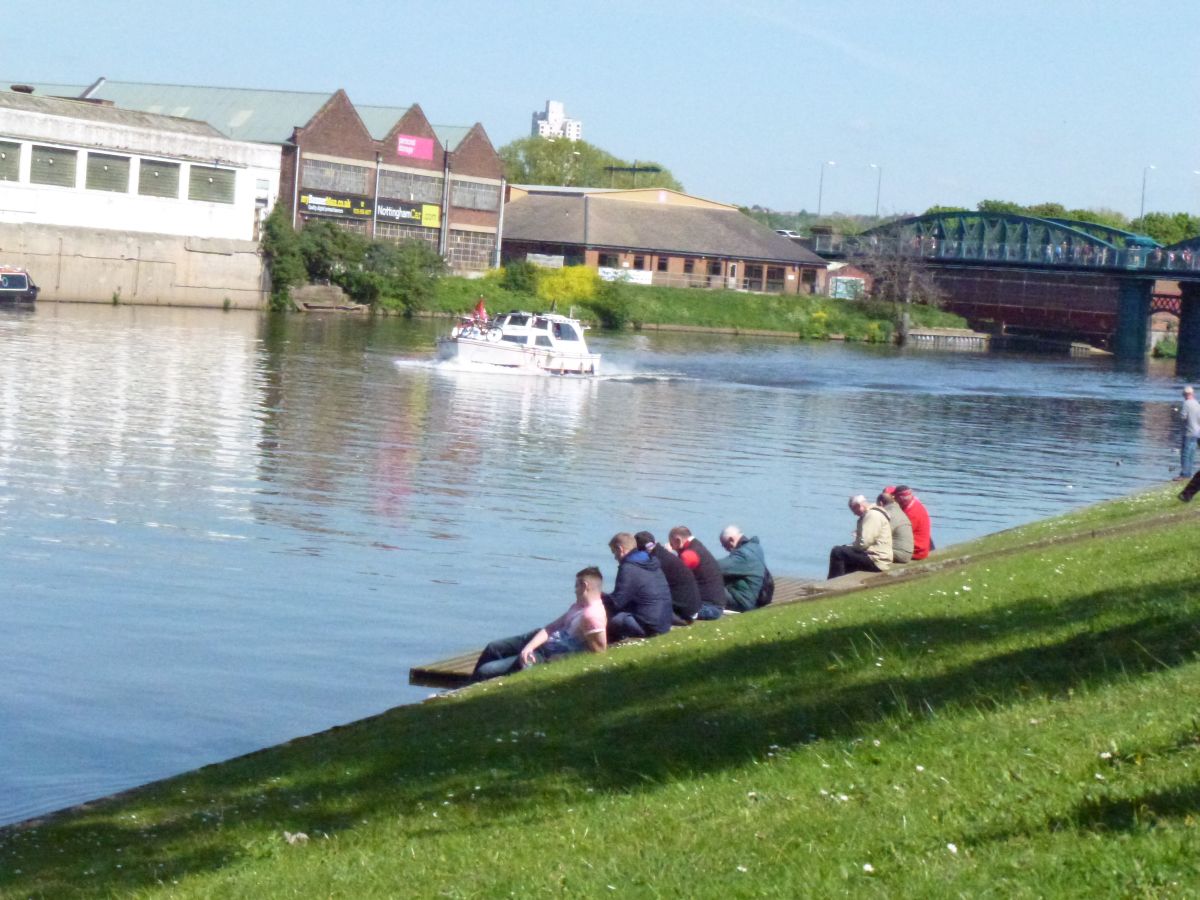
717, 525, 767, 612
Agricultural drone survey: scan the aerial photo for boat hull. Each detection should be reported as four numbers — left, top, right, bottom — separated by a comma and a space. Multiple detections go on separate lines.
437, 336, 600, 375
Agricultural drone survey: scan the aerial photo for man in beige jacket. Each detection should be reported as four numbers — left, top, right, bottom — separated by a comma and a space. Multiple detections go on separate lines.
827, 494, 893, 579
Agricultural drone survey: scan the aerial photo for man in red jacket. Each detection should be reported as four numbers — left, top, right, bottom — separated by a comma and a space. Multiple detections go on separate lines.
890, 485, 933, 561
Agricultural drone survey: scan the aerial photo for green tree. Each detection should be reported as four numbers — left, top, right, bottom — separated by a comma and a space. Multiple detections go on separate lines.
498, 136, 684, 191
260, 205, 306, 310
366, 240, 446, 315
1131, 211, 1200, 246
297, 220, 369, 283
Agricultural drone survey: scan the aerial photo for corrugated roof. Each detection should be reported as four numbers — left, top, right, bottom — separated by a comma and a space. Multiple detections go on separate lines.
1, 80, 474, 149
503, 195, 828, 266
0, 89, 224, 137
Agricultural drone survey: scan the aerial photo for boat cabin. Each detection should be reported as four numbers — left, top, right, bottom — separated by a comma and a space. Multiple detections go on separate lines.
493, 311, 587, 349
0, 266, 38, 302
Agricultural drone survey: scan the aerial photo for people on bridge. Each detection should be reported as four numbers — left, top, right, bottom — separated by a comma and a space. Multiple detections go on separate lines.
1178, 385, 1200, 479
471, 566, 607, 681
828, 495, 892, 580
603, 532, 673, 642
716, 525, 767, 612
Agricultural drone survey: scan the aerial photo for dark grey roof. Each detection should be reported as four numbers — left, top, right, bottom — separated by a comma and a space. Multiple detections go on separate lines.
0, 89, 224, 137
503, 195, 828, 266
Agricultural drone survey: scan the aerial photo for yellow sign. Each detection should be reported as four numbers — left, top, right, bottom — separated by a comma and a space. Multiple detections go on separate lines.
421, 204, 440, 229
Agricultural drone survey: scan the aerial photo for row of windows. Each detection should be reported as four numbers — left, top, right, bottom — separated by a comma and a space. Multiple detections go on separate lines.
301, 159, 370, 195
598, 251, 784, 281
300, 157, 499, 213
0, 140, 236, 203
305, 217, 491, 272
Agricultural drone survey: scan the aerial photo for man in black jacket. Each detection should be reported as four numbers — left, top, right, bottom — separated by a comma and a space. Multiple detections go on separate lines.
668, 525, 727, 620
636, 531, 701, 625
604, 532, 673, 642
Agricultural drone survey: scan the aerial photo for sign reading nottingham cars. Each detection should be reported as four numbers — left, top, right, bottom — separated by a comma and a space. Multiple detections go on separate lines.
376, 199, 441, 228
298, 190, 373, 219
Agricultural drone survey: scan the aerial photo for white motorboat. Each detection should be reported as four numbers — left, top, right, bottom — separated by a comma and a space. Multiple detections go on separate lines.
437, 310, 601, 375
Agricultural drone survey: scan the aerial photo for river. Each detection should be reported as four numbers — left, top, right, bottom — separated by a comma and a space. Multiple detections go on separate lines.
0, 302, 1183, 825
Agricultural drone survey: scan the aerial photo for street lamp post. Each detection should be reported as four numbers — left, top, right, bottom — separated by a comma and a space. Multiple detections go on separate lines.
1139, 164, 1156, 221
816, 160, 836, 217
869, 163, 883, 220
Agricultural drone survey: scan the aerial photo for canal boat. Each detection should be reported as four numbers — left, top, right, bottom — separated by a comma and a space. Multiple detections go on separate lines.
437, 309, 600, 375
0, 265, 38, 303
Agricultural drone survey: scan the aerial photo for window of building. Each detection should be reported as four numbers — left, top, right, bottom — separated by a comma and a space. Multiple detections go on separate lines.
188, 165, 236, 203
450, 179, 500, 211
708, 260, 722, 276
656, 256, 668, 272
86, 153, 130, 193
766, 266, 786, 291
683, 258, 695, 274
301, 158, 370, 195
139, 160, 181, 198
0, 142, 19, 182
375, 221, 439, 250
447, 229, 495, 271
380, 169, 443, 203
633, 255, 645, 270
30, 145, 77, 188
745, 264, 764, 281
598, 253, 619, 268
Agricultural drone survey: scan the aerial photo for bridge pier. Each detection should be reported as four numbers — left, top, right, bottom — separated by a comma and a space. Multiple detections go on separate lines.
1114, 278, 1152, 361
1177, 282, 1200, 377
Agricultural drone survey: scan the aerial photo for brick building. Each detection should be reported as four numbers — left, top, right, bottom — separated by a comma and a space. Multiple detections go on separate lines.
502, 186, 828, 294
5, 79, 506, 272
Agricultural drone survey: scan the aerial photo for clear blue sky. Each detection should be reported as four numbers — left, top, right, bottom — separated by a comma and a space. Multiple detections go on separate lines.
8, 0, 1199, 218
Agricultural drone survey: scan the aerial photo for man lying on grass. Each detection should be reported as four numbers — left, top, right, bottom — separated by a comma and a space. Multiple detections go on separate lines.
472, 567, 608, 681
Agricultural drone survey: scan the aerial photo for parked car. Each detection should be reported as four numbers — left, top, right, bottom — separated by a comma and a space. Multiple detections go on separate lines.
774, 229, 801, 239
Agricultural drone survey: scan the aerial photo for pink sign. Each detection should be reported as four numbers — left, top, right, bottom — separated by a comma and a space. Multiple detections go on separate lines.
396, 134, 435, 160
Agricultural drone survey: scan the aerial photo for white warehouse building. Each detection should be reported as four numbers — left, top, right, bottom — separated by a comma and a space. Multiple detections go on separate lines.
0, 88, 280, 242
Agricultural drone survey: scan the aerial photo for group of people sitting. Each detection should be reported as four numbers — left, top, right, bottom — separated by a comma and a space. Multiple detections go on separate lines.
472, 524, 773, 681
827, 485, 934, 579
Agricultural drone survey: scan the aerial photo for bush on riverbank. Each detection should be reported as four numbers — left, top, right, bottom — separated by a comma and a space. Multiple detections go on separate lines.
261, 213, 445, 314
3, 486, 1198, 897
430, 267, 966, 339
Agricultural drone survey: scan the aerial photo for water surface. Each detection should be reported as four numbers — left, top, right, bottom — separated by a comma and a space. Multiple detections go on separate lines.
0, 303, 1183, 825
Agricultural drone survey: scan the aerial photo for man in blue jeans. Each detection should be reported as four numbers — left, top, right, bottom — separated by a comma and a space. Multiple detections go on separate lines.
1179, 385, 1200, 478
472, 567, 608, 681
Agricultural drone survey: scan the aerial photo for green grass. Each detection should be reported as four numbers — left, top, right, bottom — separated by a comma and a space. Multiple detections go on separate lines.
3, 486, 1198, 897
428, 276, 967, 340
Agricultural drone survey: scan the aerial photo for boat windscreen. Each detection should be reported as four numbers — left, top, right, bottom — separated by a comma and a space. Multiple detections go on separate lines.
0, 273, 29, 290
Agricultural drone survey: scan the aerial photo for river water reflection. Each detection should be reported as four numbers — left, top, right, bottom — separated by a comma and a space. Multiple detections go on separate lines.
0, 303, 1183, 824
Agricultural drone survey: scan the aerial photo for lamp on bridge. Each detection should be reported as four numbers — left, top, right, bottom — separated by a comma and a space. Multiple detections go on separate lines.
817, 160, 836, 218
1139, 164, 1156, 221
869, 163, 883, 220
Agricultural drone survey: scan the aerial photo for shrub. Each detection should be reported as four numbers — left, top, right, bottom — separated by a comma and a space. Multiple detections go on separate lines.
536, 265, 599, 307
584, 278, 634, 330
260, 206, 306, 310
368, 241, 447, 315
501, 260, 541, 294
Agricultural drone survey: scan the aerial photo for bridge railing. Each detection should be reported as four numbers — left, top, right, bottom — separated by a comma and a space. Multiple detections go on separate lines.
832, 236, 1200, 274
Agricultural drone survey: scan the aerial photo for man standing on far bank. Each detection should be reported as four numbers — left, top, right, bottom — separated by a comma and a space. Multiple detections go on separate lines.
1179, 386, 1200, 479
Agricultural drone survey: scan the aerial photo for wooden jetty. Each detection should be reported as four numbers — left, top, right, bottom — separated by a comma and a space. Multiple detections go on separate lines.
409, 573, 878, 689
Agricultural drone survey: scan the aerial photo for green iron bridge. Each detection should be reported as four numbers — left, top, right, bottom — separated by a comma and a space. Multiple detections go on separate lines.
815, 212, 1200, 367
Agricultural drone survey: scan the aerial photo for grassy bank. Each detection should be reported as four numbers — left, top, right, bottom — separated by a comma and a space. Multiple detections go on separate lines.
430, 275, 967, 340
3, 486, 1198, 897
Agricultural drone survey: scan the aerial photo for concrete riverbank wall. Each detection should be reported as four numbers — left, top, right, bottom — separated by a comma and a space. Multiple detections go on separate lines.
0, 222, 268, 309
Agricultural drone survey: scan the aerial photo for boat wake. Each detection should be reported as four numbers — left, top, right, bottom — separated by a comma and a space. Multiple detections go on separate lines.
393, 357, 691, 383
